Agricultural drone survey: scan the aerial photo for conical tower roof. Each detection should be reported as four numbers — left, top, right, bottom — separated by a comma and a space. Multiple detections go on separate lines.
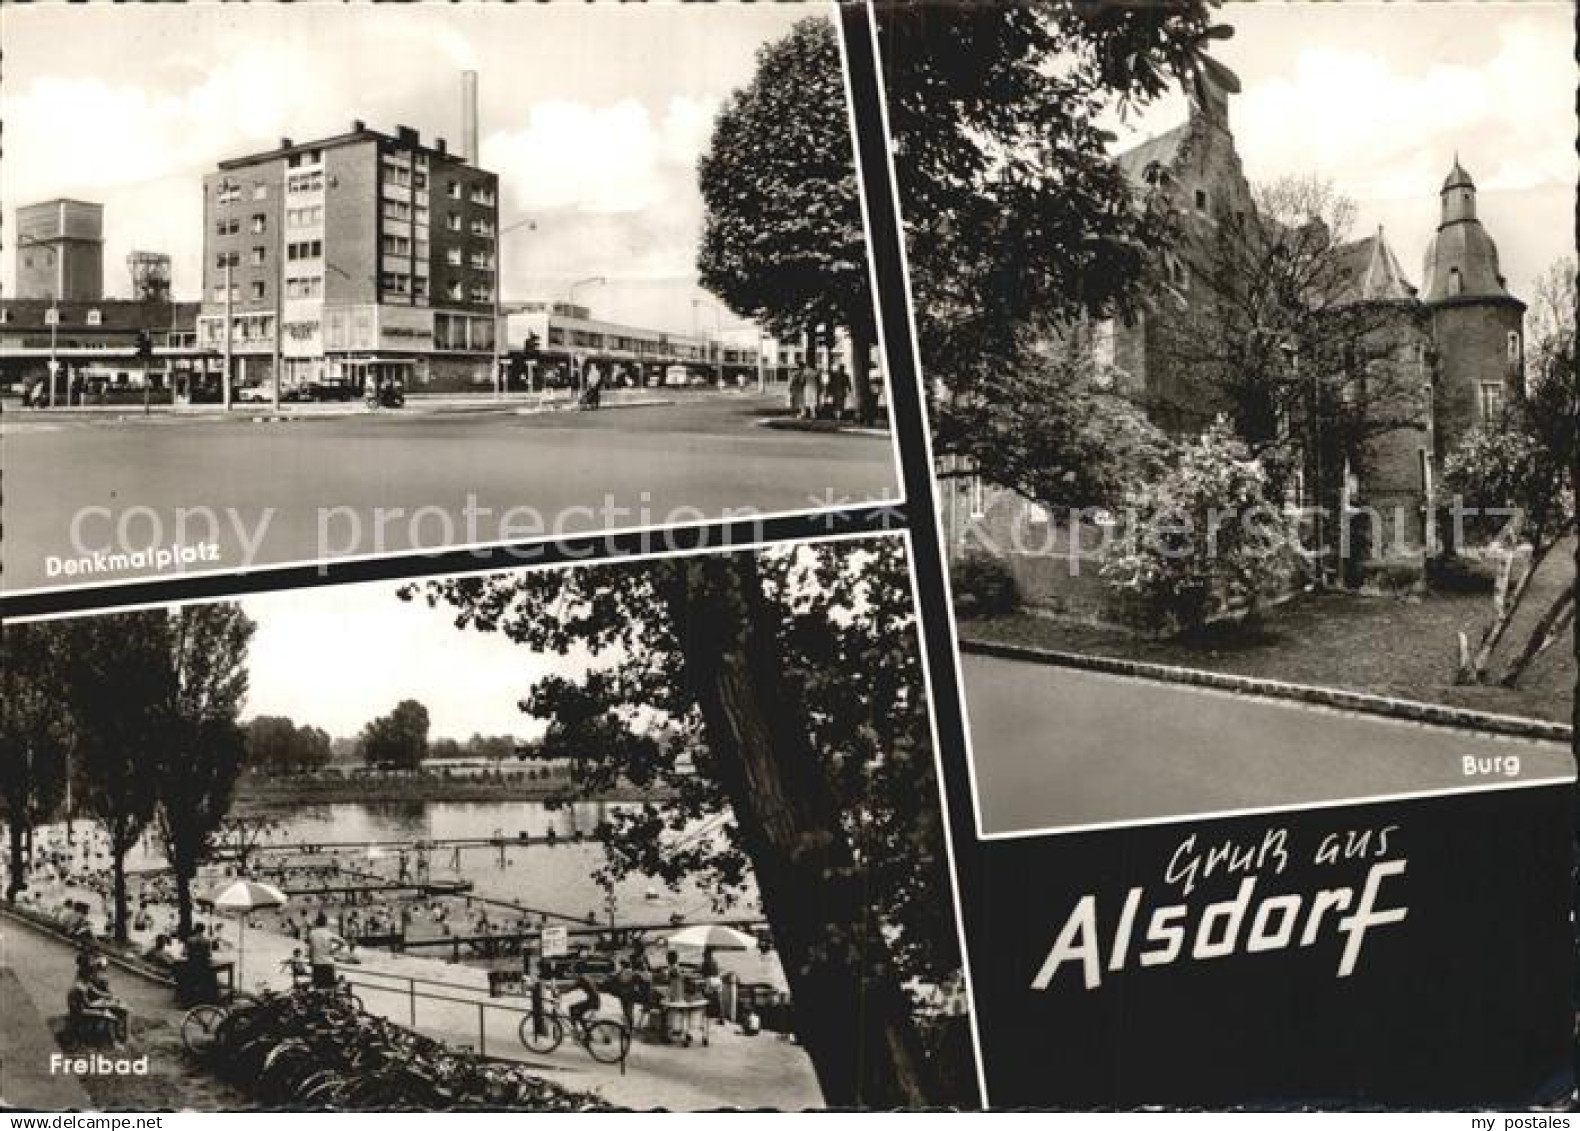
1441, 154, 1474, 193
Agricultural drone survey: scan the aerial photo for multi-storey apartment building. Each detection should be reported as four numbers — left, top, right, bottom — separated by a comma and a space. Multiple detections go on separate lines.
200, 121, 499, 394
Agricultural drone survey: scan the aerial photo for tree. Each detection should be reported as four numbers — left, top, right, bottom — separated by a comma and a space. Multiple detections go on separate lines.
157, 604, 255, 937
1102, 420, 1294, 635
0, 622, 74, 899
64, 613, 171, 942
1148, 175, 1429, 558
358, 700, 431, 772
1443, 260, 1576, 685
247, 716, 332, 776
941, 335, 1171, 512
408, 538, 966, 1106
697, 16, 879, 423
877, 0, 1220, 476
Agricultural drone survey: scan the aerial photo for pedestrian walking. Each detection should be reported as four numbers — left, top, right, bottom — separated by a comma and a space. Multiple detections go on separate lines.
826, 365, 850, 421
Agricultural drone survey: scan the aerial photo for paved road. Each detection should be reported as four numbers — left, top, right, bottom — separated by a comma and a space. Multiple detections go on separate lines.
962, 653, 1575, 837
1, 395, 898, 592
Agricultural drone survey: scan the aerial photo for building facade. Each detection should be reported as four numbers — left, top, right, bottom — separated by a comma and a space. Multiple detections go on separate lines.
944, 55, 1526, 607
200, 122, 499, 394
0, 298, 201, 402
502, 302, 800, 389
14, 199, 105, 302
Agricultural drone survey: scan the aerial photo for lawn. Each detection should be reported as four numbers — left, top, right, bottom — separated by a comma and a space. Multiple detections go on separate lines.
959, 554, 1574, 726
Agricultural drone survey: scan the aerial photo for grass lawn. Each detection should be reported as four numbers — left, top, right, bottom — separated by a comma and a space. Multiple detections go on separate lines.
960, 552, 1574, 725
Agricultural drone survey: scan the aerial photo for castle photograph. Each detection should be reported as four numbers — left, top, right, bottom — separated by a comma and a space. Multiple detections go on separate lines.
882, 1, 1576, 834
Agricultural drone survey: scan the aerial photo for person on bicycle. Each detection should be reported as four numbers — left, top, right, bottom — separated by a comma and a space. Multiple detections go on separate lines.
566, 970, 601, 1032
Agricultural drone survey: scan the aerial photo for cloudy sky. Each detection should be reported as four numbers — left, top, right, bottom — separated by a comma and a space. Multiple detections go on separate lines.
1, 2, 826, 330
1105, 1, 1576, 304
239, 576, 575, 742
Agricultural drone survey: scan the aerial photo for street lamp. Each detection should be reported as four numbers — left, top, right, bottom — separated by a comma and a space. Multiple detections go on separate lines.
567, 275, 605, 307
494, 216, 537, 398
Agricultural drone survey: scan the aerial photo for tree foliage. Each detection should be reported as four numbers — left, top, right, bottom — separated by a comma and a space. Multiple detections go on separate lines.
1150, 175, 1429, 528
247, 715, 332, 776
696, 15, 879, 420
60, 612, 172, 942
877, 0, 1220, 473
406, 538, 965, 1105
158, 603, 255, 937
1102, 420, 1294, 635
0, 622, 75, 898
358, 700, 432, 772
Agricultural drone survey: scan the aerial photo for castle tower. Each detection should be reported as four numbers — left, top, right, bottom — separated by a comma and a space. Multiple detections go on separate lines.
1420, 157, 1524, 466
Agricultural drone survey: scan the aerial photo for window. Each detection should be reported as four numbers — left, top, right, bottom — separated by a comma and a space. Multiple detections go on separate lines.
86, 309, 102, 326
1194, 188, 1208, 212
445, 247, 463, 266
216, 217, 239, 236
250, 246, 266, 266
285, 277, 323, 299
1449, 267, 1463, 295
414, 171, 428, 191
1478, 382, 1504, 421
384, 200, 412, 222
469, 250, 494, 269
251, 214, 267, 234
381, 272, 410, 295
253, 184, 268, 201
250, 281, 266, 300
470, 217, 493, 236
381, 235, 412, 256
1506, 331, 1521, 361
470, 185, 494, 206
287, 170, 324, 194
217, 182, 241, 204
446, 212, 462, 232
470, 282, 493, 303
447, 281, 464, 301
412, 277, 429, 301
215, 251, 240, 269
446, 181, 462, 200
287, 239, 323, 261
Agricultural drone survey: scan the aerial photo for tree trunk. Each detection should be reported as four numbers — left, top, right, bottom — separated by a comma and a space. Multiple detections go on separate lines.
849, 319, 876, 426
1499, 587, 1575, 687
661, 554, 937, 1107
1460, 540, 1556, 683
7, 816, 27, 899
111, 844, 130, 943
175, 859, 196, 939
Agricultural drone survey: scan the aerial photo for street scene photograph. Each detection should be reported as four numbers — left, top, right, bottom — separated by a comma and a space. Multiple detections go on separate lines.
0, 533, 976, 1110
878, 1, 1576, 834
0, 3, 898, 594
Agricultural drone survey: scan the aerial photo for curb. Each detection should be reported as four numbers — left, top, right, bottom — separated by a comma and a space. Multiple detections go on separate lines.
514, 397, 676, 417
755, 418, 891, 438
957, 637, 1574, 746
0, 905, 176, 988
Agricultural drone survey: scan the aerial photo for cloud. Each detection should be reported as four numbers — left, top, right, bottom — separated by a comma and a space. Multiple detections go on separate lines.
1234, 21, 1573, 203
483, 95, 719, 216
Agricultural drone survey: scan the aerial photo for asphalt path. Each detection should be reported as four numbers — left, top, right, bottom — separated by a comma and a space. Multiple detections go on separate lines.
962, 652, 1575, 836
1, 395, 899, 592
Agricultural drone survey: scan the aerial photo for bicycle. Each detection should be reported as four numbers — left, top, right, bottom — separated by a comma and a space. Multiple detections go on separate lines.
517, 998, 629, 1065
180, 984, 263, 1059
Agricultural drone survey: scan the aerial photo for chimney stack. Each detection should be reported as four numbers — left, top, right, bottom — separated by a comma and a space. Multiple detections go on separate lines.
461, 70, 479, 165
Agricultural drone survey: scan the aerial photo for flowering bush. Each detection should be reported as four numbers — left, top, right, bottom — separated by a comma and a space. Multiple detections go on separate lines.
1101, 420, 1293, 635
